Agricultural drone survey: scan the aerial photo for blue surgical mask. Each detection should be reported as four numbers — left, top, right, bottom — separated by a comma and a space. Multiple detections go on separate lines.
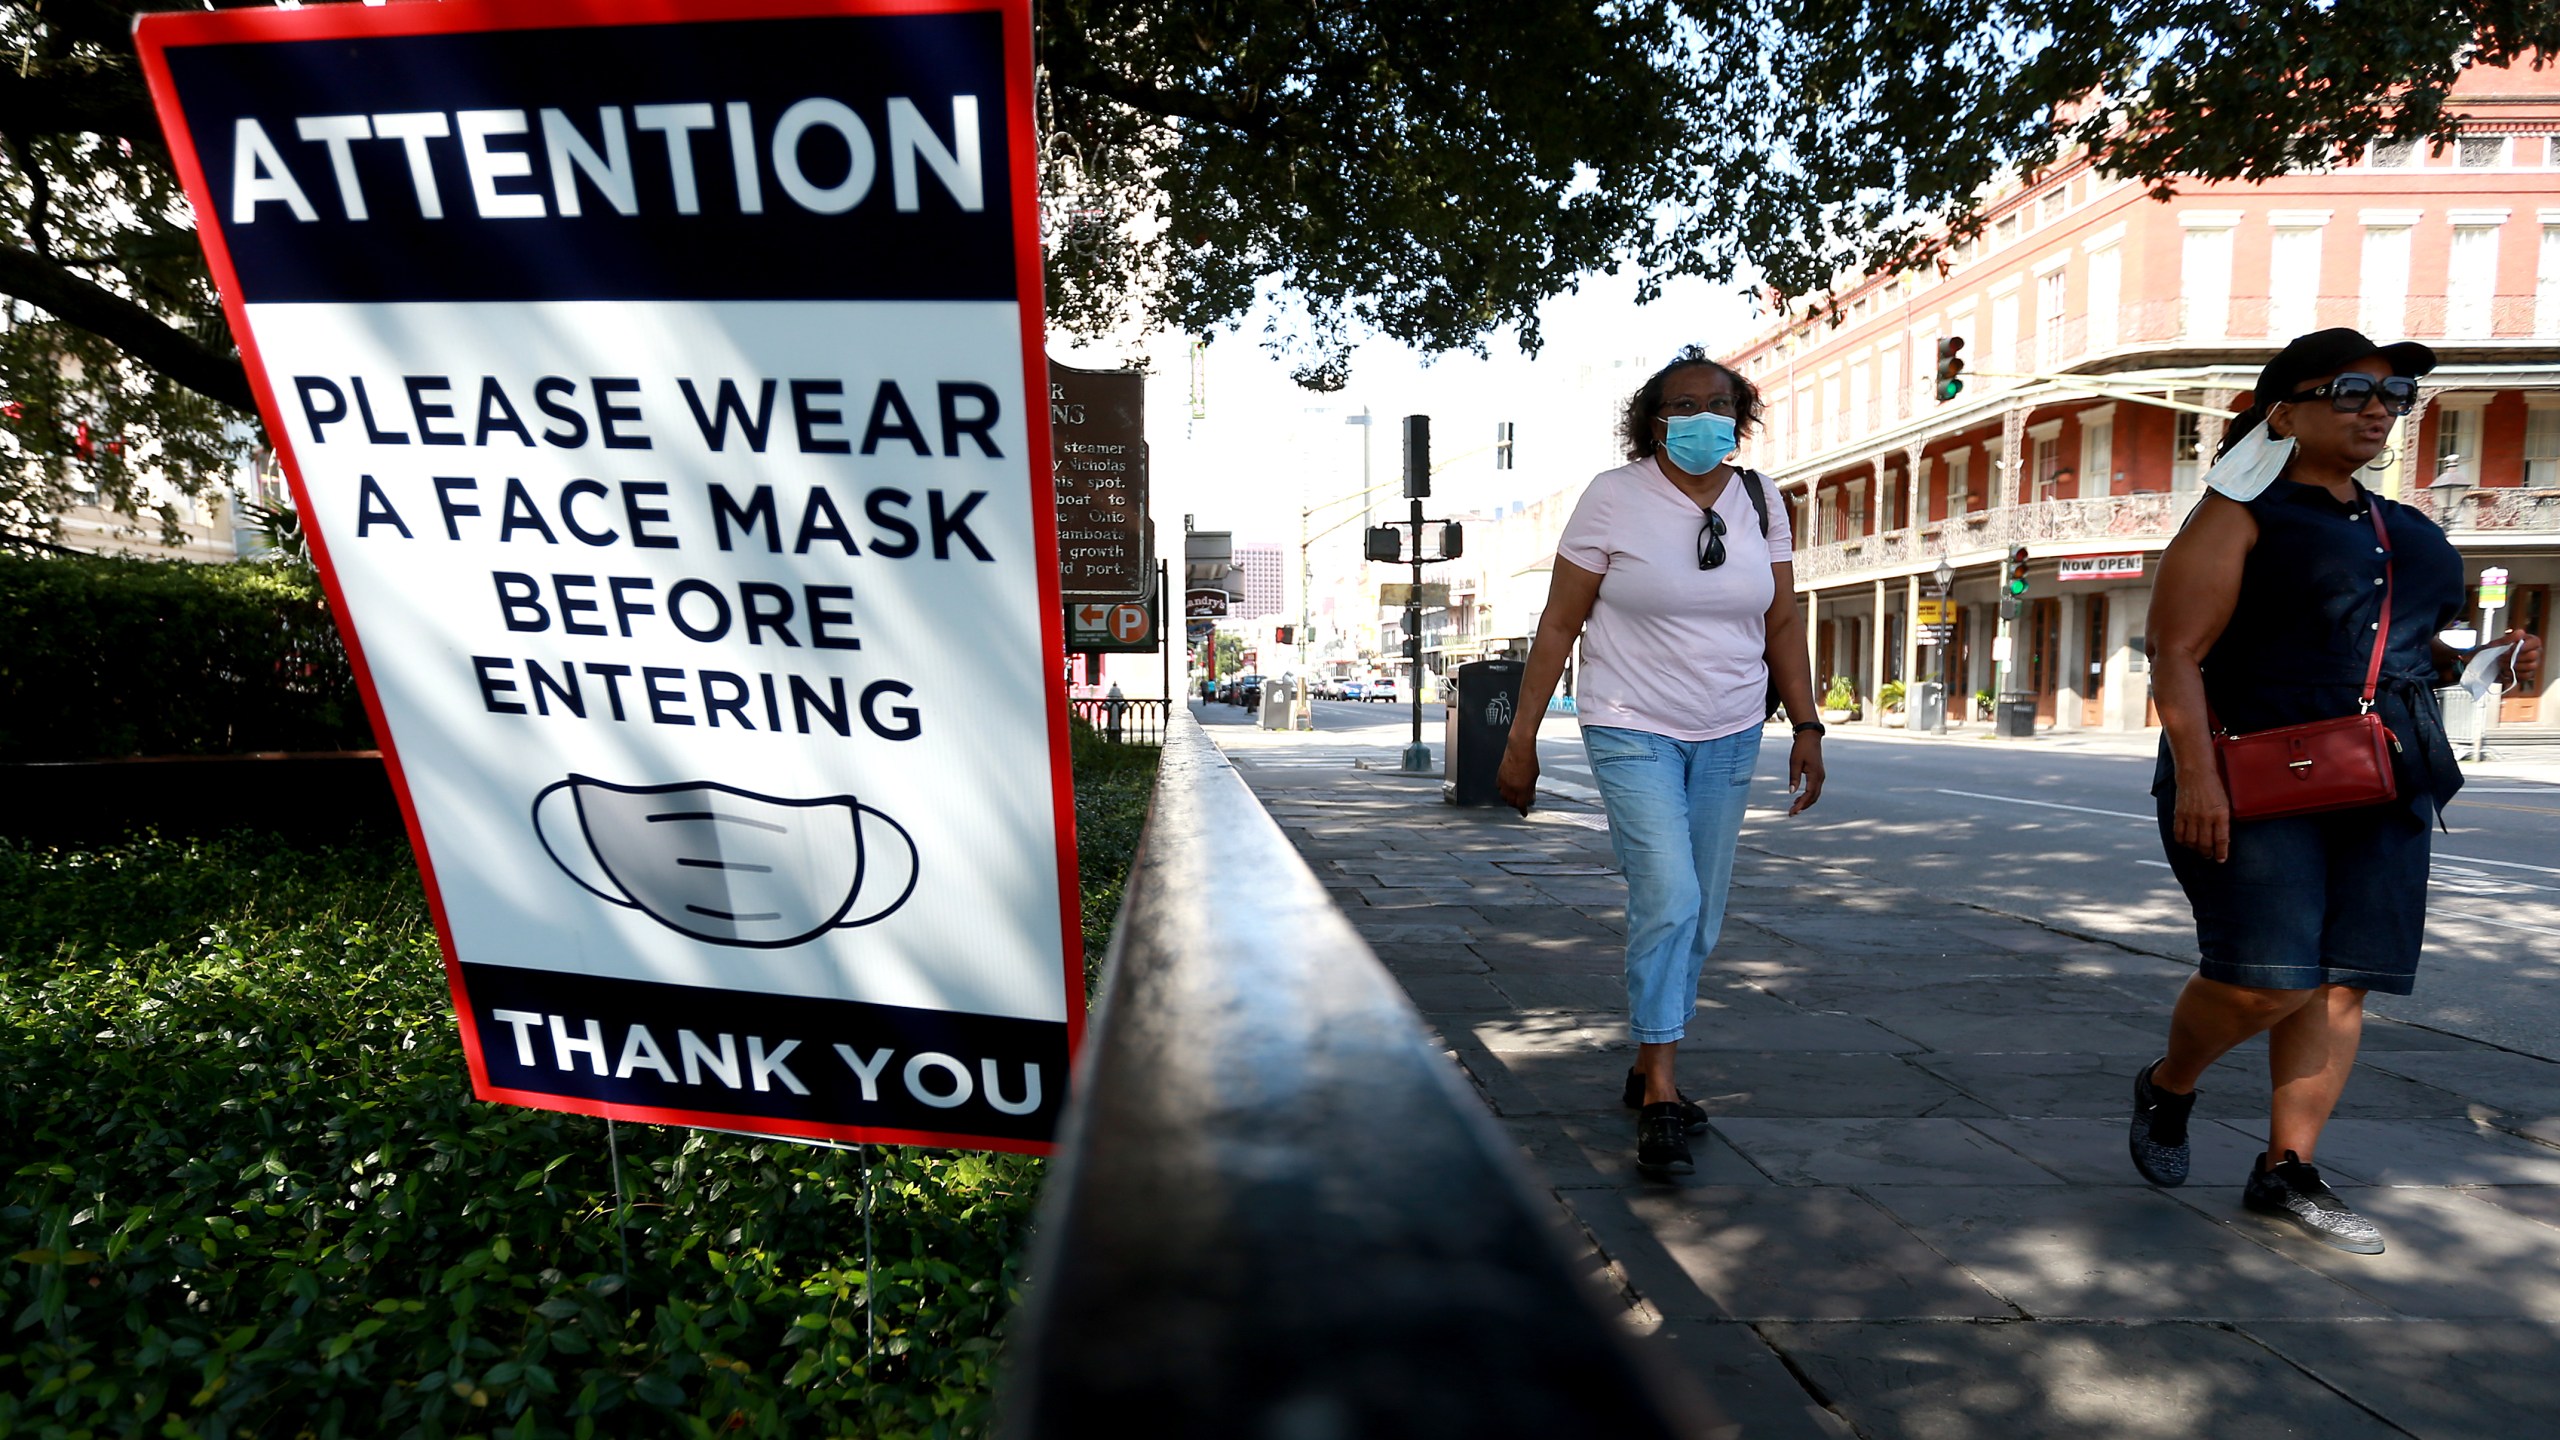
1661, 412, 1737, 475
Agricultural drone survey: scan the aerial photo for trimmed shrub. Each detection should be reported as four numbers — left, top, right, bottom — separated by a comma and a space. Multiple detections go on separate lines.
0, 556, 369, 761
0, 743, 1160, 1438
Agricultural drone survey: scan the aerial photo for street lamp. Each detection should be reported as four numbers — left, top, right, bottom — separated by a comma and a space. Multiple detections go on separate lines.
2428, 456, 2472, 532
1933, 559, 1955, 591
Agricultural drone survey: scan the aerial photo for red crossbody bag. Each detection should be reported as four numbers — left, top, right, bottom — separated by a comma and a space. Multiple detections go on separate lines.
2210, 505, 2401, 821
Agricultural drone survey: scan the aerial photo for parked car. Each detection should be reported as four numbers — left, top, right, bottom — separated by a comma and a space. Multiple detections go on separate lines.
1368, 675, 1399, 704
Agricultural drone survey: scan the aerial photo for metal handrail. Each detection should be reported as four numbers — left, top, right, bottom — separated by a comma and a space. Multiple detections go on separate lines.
1001, 713, 1707, 1436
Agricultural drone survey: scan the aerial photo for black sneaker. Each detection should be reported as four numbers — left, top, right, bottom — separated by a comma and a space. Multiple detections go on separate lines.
2128, 1058, 2196, 1187
1636, 1102, 1696, 1178
1622, 1068, 1710, 1133
2244, 1150, 2385, 1255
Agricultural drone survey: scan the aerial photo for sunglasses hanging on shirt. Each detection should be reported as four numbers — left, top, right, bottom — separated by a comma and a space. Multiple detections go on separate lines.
1696, 507, 1727, 571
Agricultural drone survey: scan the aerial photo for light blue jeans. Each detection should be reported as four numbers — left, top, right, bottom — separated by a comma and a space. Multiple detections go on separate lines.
1582, 724, 1762, 1044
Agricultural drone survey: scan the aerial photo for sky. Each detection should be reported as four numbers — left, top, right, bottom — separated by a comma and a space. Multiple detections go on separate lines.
1046, 268, 1762, 558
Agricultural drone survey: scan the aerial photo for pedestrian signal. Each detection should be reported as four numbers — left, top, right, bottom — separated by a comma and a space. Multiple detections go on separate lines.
1274, 625, 1294, 645
1934, 337, 1966, 403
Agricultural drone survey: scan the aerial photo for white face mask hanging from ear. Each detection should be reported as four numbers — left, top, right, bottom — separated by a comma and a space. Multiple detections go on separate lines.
2203, 415, 2296, 502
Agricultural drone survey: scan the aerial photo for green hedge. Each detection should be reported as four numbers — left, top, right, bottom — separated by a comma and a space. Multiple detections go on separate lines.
0, 556, 370, 762
0, 740, 1160, 1439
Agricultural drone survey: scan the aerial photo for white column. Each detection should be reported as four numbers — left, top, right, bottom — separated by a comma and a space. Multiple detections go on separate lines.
1999, 406, 2028, 510
1870, 578, 1888, 724
2197, 388, 2235, 485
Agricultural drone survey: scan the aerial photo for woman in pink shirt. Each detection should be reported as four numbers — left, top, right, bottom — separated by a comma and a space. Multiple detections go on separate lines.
1497, 347, 1826, 1178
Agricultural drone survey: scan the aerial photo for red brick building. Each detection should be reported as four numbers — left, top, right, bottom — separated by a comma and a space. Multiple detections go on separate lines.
1722, 62, 2560, 736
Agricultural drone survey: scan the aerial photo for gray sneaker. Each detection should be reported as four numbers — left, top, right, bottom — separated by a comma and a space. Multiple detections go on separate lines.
2244, 1150, 2385, 1255
2128, 1059, 2195, 1187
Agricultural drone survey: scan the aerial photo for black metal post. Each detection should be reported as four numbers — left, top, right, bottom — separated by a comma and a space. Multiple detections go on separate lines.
1402, 496, 1429, 770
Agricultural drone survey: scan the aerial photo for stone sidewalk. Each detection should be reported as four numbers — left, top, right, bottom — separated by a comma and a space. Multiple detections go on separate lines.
1201, 711, 2560, 1440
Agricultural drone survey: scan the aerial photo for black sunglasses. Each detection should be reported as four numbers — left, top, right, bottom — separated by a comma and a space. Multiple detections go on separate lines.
1697, 507, 1727, 571
2287, 374, 2419, 416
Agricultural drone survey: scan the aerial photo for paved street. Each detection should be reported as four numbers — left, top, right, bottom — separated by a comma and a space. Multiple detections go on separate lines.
1195, 699, 2560, 1439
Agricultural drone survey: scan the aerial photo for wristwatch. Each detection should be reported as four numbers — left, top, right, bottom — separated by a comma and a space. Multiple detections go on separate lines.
1793, 720, 1827, 736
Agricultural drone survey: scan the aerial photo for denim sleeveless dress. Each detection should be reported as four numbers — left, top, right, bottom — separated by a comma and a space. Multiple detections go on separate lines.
2152, 478, 2465, 994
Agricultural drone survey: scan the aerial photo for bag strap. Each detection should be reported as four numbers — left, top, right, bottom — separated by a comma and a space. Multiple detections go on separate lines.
1740, 468, 1770, 538
2358, 501, 2392, 711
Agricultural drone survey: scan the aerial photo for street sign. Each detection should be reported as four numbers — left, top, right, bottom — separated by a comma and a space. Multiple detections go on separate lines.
1380, 581, 1451, 608
1914, 598, 1950, 625
2059, 555, 2144, 582
1185, 587, 1231, 618
1917, 625, 1956, 647
2480, 566, 2510, 608
1066, 595, 1155, 653
137, 0, 1079, 1155
1049, 361, 1150, 599
1186, 619, 1215, 644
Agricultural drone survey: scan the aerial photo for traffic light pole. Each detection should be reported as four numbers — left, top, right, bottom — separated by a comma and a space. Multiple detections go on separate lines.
1403, 494, 1430, 771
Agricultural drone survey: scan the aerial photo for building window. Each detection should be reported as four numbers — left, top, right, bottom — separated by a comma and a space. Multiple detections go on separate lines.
2528, 409, 2560, 488
2448, 225, 2501, 339
1991, 291, 2021, 375
2269, 227, 2324, 337
2081, 416, 2115, 498
2087, 245, 2121, 349
2369, 137, 2422, 168
2539, 225, 2560, 338
2435, 408, 2476, 486
1849, 361, 1873, 437
1824, 373, 1845, 444
2360, 224, 2413, 336
2032, 435, 2062, 500
2174, 413, 2202, 492
1994, 213, 2021, 246
2038, 187, 2067, 223
2456, 135, 2511, 169
2037, 268, 2069, 367
2181, 225, 2234, 340
1948, 450, 1973, 513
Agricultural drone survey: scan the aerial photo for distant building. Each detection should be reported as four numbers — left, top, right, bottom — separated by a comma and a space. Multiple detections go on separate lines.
1723, 60, 2558, 735
1234, 541, 1287, 619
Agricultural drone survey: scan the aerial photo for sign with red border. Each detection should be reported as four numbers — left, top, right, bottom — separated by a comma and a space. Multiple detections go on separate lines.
136, 0, 1079, 1155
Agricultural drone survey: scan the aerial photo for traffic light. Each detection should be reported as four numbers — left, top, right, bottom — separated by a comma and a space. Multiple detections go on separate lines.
2006, 546, 2030, 596
1934, 337, 1967, 402
1999, 546, 2029, 619
1365, 526, 1401, 562
1440, 522, 1464, 560
1402, 414, 1431, 498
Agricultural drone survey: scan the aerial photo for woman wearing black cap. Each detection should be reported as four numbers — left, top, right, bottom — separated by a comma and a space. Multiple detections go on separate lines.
2127, 329, 2542, 1254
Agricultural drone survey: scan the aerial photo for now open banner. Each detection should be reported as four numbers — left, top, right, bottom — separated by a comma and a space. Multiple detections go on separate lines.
135, 0, 1079, 1154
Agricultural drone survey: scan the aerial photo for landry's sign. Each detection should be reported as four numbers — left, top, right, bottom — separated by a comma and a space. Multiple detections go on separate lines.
1185, 587, 1231, 618
137, 0, 1080, 1155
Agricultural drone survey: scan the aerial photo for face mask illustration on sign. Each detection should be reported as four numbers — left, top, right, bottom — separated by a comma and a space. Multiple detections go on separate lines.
533, 776, 917, 948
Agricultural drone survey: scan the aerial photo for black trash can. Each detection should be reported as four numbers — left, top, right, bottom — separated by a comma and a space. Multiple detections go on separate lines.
1995, 693, 2039, 738
1443, 659, 1527, 806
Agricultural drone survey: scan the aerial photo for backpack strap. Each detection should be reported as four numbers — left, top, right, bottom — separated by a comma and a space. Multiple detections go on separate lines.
1739, 468, 1771, 538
